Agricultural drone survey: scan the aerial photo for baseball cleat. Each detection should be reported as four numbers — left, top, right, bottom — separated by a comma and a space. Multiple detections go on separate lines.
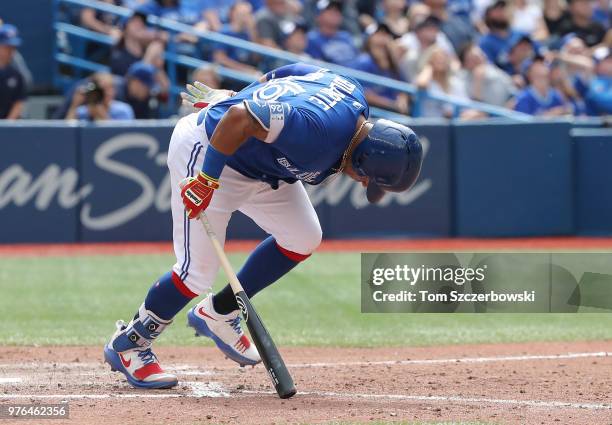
187, 295, 261, 367
104, 320, 178, 389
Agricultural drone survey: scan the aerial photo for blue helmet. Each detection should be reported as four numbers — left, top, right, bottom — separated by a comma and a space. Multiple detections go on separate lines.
351, 119, 423, 203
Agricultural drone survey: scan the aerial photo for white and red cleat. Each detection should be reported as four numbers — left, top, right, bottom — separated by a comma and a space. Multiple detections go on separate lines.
104, 320, 178, 389
187, 295, 261, 367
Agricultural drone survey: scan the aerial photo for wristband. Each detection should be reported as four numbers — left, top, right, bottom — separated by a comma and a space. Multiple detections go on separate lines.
202, 144, 228, 180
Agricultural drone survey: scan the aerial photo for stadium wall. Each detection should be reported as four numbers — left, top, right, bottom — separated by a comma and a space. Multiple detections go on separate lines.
0, 119, 610, 243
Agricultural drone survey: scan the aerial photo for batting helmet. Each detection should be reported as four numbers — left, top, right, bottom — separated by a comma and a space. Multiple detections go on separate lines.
351, 119, 423, 203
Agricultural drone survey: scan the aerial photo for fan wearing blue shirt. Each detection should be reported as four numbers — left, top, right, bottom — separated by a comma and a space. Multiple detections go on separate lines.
478, 1, 521, 66
514, 59, 569, 116
306, 0, 359, 66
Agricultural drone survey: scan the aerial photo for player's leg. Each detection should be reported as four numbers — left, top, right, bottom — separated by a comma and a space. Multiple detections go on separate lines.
193, 179, 321, 319
183, 168, 262, 366
103, 114, 249, 387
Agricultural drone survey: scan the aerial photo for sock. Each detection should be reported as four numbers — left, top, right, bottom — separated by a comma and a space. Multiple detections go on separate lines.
212, 236, 310, 314
143, 271, 197, 321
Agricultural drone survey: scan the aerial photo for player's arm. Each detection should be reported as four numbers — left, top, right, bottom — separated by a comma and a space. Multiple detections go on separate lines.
179, 102, 269, 219
209, 103, 268, 155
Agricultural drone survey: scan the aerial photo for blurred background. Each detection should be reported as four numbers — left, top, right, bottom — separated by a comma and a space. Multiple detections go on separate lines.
0, 0, 610, 243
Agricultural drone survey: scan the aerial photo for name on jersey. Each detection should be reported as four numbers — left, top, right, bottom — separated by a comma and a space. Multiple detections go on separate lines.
308, 76, 356, 111
277, 157, 321, 183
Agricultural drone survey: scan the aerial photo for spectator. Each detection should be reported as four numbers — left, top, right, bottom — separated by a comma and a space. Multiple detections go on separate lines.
303, 0, 362, 38
398, 14, 456, 81
415, 46, 470, 118
424, 0, 475, 53
510, 0, 548, 40
202, 0, 238, 31
305, 0, 359, 66
0, 23, 26, 120
80, 0, 123, 40
550, 59, 586, 115
111, 11, 160, 76
66, 73, 134, 120
255, 0, 294, 49
543, 0, 566, 37
585, 49, 612, 115
380, 0, 410, 36
213, 2, 261, 76
546, 0, 608, 47
119, 61, 158, 118
281, 20, 310, 56
143, 39, 170, 101
499, 34, 538, 79
555, 34, 594, 99
192, 65, 221, 89
179, 65, 222, 116
513, 58, 570, 116
478, 0, 520, 66
458, 42, 515, 106
353, 23, 409, 114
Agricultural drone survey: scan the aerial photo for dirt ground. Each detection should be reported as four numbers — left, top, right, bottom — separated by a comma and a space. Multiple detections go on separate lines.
1, 341, 611, 425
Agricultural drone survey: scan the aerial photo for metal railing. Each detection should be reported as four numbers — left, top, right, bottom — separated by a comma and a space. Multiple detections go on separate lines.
53, 0, 532, 121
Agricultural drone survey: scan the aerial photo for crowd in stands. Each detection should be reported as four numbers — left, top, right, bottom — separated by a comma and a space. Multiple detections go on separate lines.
0, 0, 610, 120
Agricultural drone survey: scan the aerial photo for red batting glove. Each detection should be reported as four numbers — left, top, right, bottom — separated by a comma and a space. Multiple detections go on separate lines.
180, 172, 220, 219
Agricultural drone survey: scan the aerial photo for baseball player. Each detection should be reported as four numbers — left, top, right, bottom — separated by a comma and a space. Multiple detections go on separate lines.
103, 62, 423, 388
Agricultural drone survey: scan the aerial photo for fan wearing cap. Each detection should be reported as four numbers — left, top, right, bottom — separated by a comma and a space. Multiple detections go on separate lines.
121, 61, 158, 118
497, 33, 539, 79
305, 0, 359, 66
513, 57, 570, 116
0, 22, 26, 120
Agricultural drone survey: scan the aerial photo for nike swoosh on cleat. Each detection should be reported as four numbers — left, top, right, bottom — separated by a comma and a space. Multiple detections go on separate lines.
197, 306, 217, 321
119, 353, 131, 368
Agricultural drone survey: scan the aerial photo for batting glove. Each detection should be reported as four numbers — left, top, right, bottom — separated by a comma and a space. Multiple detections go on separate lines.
179, 172, 220, 219
180, 81, 235, 110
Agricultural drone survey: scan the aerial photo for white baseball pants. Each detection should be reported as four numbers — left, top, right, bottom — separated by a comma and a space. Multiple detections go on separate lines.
167, 112, 322, 295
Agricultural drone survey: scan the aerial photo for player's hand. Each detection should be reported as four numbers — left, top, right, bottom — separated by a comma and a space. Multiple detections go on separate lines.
180, 81, 234, 110
179, 172, 220, 219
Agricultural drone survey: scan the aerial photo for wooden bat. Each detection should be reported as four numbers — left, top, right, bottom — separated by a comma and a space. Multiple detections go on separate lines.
199, 212, 297, 399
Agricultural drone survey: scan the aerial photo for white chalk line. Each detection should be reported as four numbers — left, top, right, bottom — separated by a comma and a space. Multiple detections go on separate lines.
286, 351, 612, 368
1, 385, 611, 411
0, 378, 22, 384
241, 389, 612, 411
1, 351, 609, 372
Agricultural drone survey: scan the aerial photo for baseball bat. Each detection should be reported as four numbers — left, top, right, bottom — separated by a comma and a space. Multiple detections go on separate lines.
199, 212, 297, 399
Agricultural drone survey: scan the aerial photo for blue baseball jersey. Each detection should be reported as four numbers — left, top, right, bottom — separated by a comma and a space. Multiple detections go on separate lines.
199, 63, 369, 188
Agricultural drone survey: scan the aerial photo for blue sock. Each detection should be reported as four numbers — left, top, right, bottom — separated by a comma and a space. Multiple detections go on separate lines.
144, 271, 195, 320
212, 237, 308, 314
